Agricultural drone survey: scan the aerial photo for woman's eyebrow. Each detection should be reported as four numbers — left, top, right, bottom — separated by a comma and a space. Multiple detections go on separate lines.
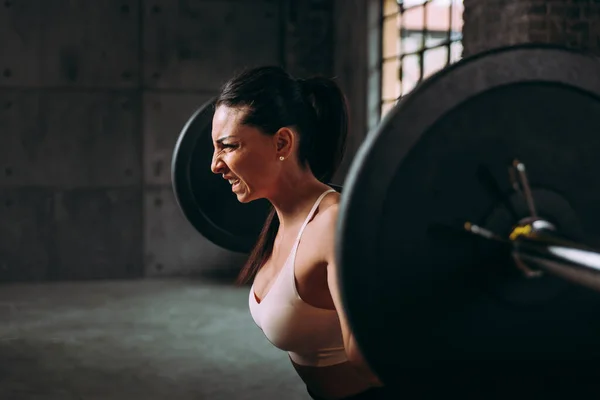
216, 136, 236, 144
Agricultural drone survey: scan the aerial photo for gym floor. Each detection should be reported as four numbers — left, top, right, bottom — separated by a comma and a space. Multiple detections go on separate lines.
0, 279, 308, 400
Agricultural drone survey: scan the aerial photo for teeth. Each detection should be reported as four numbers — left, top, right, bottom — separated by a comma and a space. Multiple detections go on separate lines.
228, 179, 238, 185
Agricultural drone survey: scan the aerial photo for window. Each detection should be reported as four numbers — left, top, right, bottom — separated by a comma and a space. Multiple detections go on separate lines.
381, 0, 464, 117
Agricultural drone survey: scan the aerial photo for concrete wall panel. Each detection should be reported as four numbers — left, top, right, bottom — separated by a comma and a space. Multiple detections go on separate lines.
143, 0, 281, 90
0, 187, 54, 282
40, 1, 140, 87
0, 0, 43, 87
283, 0, 334, 78
54, 188, 142, 280
332, 0, 375, 185
144, 186, 246, 277
143, 92, 214, 185
0, 90, 41, 185
0, 91, 141, 187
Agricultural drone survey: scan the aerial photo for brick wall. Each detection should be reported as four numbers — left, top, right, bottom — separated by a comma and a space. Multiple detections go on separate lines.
463, 0, 600, 57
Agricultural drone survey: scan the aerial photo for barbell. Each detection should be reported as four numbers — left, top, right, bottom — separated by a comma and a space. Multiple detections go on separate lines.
172, 44, 600, 396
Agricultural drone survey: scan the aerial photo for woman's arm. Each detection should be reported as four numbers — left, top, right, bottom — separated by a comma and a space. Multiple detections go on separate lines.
320, 205, 384, 386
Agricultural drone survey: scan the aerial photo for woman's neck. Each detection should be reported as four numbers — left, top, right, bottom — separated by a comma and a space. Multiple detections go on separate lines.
267, 172, 331, 231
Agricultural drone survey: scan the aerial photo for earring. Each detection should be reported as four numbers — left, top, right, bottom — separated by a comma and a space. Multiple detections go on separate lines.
279, 156, 285, 161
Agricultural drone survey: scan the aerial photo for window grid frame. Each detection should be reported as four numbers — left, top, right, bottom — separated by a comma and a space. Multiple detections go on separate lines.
380, 0, 463, 112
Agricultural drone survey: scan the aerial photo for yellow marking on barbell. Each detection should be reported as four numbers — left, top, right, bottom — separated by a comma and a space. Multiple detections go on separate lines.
509, 224, 532, 240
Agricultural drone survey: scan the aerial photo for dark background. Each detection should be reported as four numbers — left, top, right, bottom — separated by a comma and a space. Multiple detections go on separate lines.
0, 1, 599, 399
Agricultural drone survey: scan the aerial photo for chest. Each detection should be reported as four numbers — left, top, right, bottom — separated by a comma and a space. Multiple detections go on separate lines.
252, 238, 305, 302
253, 229, 331, 309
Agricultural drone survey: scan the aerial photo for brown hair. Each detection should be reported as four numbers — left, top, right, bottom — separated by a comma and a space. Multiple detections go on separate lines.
215, 66, 349, 285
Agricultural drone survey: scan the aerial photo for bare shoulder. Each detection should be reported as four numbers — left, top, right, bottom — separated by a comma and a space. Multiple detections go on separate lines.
314, 192, 341, 230
310, 192, 341, 261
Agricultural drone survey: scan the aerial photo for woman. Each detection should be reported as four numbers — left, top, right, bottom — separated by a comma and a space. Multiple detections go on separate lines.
211, 66, 388, 400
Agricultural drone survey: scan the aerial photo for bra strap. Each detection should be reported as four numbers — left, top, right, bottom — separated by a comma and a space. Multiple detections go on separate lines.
294, 189, 336, 242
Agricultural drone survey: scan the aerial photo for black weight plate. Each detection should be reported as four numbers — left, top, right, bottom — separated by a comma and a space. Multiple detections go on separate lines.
337, 44, 600, 396
172, 98, 344, 253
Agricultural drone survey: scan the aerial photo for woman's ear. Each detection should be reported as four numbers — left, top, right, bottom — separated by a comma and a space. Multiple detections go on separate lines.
274, 127, 295, 159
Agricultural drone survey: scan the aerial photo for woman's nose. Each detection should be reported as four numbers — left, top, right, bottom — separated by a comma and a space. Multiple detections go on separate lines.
211, 153, 224, 174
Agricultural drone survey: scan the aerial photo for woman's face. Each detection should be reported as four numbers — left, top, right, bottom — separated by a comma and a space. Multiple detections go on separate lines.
211, 105, 283, 203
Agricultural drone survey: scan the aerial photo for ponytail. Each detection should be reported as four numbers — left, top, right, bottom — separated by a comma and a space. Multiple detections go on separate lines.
297, 77, 349, 183
218, 67, 349, 285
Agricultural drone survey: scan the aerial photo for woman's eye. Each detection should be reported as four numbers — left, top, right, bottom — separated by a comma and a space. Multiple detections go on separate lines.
222, 143, 237, 149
